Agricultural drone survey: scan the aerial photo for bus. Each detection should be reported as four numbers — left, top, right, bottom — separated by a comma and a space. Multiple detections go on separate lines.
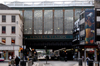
0, 52, 4, 61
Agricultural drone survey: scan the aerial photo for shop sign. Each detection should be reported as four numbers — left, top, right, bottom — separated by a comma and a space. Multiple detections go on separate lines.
0, 46, 19, 50
86, 48, 94, 51
24, 34, 73, 39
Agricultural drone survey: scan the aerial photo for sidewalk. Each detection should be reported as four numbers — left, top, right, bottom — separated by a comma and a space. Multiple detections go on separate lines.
73, 62, 99, 66
32, 62, 39, 66
73, 62, 87, 66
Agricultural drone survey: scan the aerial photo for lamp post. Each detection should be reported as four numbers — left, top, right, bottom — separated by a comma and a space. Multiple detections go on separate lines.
20, 37, 26, 66
23, 37, 26, 61
44, 46, 47, 64
13, 44, 14, 57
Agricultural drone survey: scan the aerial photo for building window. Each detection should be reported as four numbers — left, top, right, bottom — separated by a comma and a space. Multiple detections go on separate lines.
82, 13, 84, 19
12, 26, 15, 34
80, 24, 85, 31
2, 38, 6, 43
97, 11, 100, 16
12, 16, 15, 22
2, 26, 6, 34
97, 22, 100, 28
11, 38, 15, 44
80, 13, 84, 20
80, 36, 85, 41
2, 15, 6, 22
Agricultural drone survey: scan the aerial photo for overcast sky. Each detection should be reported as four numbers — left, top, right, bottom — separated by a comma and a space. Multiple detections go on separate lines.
0, 0, 91, 4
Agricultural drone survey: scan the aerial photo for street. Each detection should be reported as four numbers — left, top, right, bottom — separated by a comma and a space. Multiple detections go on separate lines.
0, 61, 99, 66
0, 61, 78, 66
33, 61, 78, 66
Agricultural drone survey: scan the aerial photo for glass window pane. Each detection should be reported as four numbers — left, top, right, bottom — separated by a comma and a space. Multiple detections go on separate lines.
12, 16, 15, 22
65, 10, 73, 34
44, 10, 53, 34
2, 26, 6, 34
54, 10, 63, 34
12, 26, 15, 33
24, 10, 32, 34
97, 11, 100, 16
2, 15, 6, 22
11, 38, 15, 44
34, 10, 42, 34
75, 9, 82, 21
2, 38, 6, 43
20, 10, 23, 16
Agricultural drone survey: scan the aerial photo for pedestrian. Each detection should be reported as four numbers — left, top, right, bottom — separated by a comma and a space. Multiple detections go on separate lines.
86, 56, 90, 65
82, 55, 84, 61
9, 55, 12, 66
64, 53, 67, 61
73, 55, 75, 60
11, 57, 15, 66
65, 56, 67, 61
15, 56, 20, 66
9, 55, 12, 60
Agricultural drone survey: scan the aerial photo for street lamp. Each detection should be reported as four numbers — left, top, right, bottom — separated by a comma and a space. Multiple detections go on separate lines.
20, 37, 26, 66
44, 46, 47, 64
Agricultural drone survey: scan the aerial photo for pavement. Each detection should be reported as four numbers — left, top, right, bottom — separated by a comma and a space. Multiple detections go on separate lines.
32, 61, 78, 66
33, 62, 39, 66
0, 61, 29, 66
32, 61, 100, 66
73, 61, 99, 66
0, 61, 99, 66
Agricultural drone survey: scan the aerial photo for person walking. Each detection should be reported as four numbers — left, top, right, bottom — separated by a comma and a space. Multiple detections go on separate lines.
64, 53, 67, 61
15, 56, 20, 66
9, 55, 12, 60
86, 56, 90, 66
82, 55, 84, 61
11, 57, 15, 66
9, 55, 12, 66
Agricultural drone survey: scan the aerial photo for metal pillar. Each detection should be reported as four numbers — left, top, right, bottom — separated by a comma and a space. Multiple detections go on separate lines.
6, 50, 8, 60
84, 48, 86, 66
78, 51, 80, 59
44, 46, 47, 64
94, 48, 97, 61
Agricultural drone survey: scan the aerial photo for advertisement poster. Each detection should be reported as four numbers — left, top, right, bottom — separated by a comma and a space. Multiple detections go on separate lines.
85, 9, 95, 44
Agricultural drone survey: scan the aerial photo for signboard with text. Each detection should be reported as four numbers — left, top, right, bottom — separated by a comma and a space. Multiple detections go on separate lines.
24, 34, 73, 39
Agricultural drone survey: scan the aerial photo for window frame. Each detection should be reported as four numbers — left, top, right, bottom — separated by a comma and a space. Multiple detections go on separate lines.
97, 11, 100, 16
2, 38, 6, 43
2, 15, 6, 22
11, 26, 16, 34
2, 26, 6, 34
11, 38, 15, 44
12, 15, 16, 22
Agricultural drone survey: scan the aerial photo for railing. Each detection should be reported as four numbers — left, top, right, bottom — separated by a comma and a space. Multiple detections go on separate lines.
4, 1, 94, 7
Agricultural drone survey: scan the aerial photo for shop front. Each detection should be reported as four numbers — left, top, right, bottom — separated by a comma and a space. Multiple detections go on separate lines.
0, 45, 20, 60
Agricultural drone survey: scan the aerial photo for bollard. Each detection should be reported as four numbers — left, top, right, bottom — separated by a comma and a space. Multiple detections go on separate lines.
20, 61, 26, 66
79, 58, 82, 66
88, 60, 93, 66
